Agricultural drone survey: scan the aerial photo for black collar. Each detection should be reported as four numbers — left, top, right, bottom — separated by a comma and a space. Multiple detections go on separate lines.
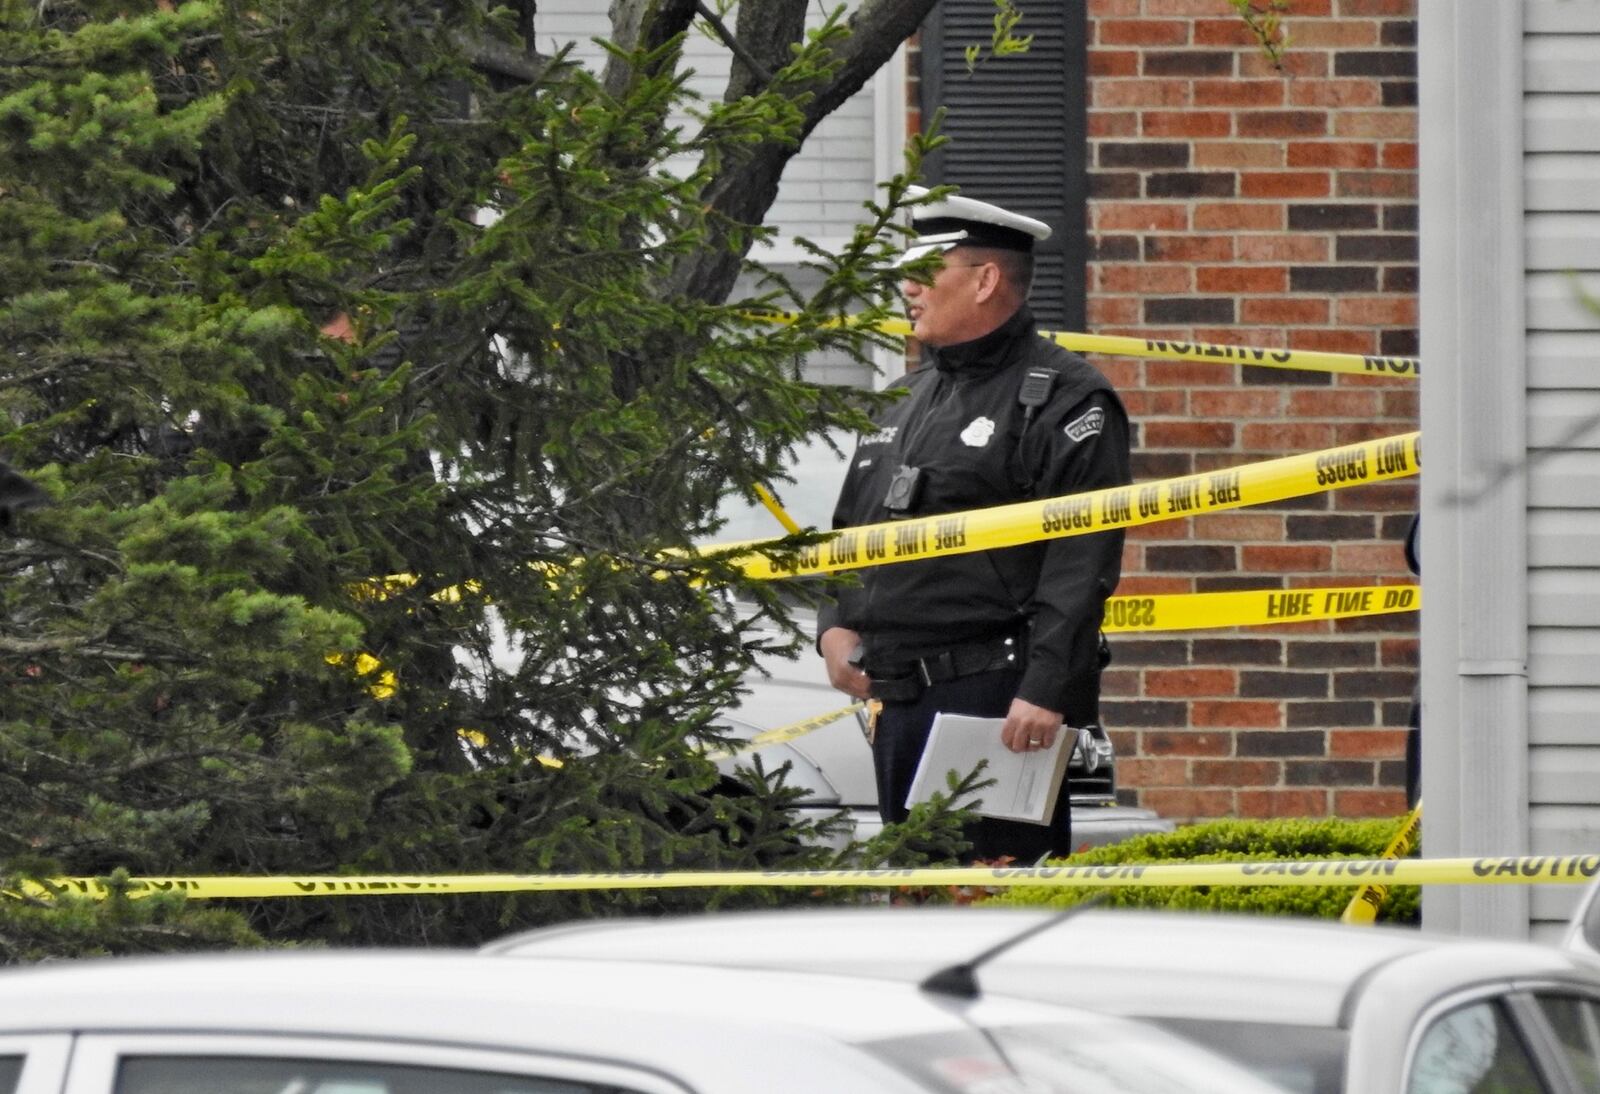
931, 306, 1034, 375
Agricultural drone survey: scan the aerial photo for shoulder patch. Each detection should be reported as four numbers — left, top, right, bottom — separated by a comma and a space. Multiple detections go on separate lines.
1063, 406, 1105, 443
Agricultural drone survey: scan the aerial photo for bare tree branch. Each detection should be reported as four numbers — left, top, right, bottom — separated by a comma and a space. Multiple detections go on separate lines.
668, 0, 940, 304
452, 31, 553, 84
694, 0, 773, 85
0, 359, 66, 391
0, 631, 107, 656
723, 0, 805, 103
511, 0, 538, 53
0, 628, 184, 663
821, 0, 939, 121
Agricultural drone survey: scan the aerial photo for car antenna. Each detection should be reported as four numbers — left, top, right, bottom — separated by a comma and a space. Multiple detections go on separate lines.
919, 893, 1110, 1001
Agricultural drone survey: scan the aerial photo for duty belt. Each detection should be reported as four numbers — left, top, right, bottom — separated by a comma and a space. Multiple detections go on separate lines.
866, 633, 1023, 703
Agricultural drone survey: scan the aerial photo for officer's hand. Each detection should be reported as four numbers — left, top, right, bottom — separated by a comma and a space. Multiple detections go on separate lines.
820, 626, 871, 700
1001, 698, 1064, 753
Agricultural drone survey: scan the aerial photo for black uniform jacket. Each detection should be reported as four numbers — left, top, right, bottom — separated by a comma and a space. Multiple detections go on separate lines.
817, 306, 1130, 722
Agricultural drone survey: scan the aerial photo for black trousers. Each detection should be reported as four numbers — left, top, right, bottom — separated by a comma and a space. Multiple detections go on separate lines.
873, 665, 1073, 863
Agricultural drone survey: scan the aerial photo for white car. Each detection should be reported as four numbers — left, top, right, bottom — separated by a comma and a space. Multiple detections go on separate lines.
0, 948, 1292, 1094
488, 905, 1600, 1093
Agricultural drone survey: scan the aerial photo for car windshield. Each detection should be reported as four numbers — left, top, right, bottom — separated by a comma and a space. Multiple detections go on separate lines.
1145, 1018, 1347, 1094
866, 1020, 1297, 1094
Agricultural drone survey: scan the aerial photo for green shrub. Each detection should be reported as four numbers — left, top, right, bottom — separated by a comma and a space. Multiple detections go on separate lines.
990, 816, 1420, 923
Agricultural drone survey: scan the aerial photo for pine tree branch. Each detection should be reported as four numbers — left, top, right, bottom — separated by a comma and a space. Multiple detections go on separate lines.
102, 748, 261, 782
602, 0, 698, 101
533, 528, 706, 575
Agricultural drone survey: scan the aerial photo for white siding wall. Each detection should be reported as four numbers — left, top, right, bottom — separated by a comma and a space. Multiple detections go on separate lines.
1523, 0, 1600, 942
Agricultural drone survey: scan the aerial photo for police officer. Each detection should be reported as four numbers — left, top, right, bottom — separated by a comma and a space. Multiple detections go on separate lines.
817, 188, 1130, 862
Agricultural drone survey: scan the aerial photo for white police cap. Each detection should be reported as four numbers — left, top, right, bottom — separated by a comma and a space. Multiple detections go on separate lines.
897, 185, 1051, 266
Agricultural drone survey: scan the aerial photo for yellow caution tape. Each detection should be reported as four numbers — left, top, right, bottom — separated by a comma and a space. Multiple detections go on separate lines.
753, 483, 802, 534
563, 582, 1418, 771
365, 580, 1416, 713
662, 585, 1420, 766
352, 574, 481, 605
1342, 799, 1423, 925
452, 704, 864, 770
1045, 330, 1418, 380
1105, 584, 1418, 632
746, 311, 1419, 379
703, 702, 865, 761
756, 586, 1415, 747
453, 728, 564, 769
339, 435, 1419, 703
704, 432, 1420, 580
22, 854, 1599, 900
325, 651, 398, 701
332, 575, 487, 701
463, 588, 1413, 775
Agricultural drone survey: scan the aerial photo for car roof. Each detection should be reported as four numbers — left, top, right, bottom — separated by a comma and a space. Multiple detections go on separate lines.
0, 949, 1014, 1041
0, 950, 1028, 1094
485, 906, 1600, 1030
0, 948, 1291, 1094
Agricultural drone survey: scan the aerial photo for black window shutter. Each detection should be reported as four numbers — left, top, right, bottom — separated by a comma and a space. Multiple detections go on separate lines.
920, 2, 1088, 331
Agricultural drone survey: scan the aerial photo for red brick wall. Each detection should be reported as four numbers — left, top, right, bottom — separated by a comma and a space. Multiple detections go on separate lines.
1082, 0, 1420, 821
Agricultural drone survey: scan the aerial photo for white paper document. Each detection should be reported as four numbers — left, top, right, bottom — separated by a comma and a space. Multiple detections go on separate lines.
904, 712, 1071, 824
